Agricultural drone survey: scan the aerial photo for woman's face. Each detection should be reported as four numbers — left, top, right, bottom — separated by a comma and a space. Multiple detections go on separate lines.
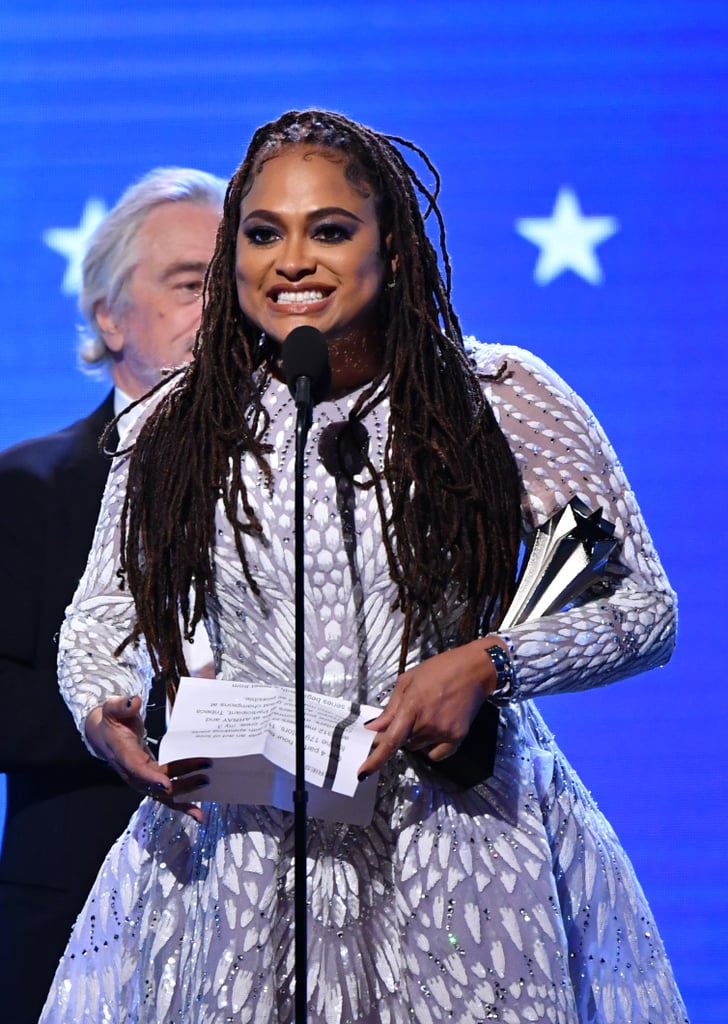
235, 146, 390, 391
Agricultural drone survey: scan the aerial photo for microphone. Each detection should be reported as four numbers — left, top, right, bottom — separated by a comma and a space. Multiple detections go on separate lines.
281, 325, 331, 406
283, 324, 331, 1023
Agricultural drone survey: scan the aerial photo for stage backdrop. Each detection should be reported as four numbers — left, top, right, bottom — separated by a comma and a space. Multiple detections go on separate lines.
0, 3, 726, 1020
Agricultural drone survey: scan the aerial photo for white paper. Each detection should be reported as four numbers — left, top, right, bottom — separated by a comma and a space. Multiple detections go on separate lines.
157, 677, 381, 826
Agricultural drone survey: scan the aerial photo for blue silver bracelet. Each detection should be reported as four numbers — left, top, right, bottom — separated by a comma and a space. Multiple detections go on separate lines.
484, 643, 515, 698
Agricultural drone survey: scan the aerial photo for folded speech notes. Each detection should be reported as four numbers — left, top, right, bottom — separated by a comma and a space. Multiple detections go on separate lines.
158, 677, 380, 825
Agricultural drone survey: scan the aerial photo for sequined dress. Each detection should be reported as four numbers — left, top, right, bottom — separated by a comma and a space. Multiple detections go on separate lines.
41, 344, 688, 1023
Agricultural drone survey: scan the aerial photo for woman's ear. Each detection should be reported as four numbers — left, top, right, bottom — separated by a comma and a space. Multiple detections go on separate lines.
384, 233, 399, 285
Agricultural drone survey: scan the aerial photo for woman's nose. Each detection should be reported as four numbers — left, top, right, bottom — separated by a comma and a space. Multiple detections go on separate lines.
276, 235, 316, 280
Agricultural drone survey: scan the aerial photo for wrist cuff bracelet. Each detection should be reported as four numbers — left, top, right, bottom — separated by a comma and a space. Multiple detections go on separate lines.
484, 643, 515, 698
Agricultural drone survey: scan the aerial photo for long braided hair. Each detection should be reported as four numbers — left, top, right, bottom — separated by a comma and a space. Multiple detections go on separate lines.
117, 109, 522, 702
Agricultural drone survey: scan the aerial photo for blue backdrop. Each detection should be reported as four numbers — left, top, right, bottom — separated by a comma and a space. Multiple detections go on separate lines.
0, 3, 725, 1020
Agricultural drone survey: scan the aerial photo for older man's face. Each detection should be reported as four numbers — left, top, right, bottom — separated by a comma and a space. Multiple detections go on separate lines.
101, 201, 220, 398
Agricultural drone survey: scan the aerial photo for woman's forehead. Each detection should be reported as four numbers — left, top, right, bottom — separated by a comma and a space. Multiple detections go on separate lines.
240, 147, 376, 210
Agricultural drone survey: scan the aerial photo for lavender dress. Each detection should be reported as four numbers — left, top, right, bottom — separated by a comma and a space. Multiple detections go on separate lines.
41, 343, 688, 1023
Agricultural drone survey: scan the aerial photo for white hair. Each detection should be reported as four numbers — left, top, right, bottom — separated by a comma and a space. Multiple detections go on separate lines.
78, 166, 227, 373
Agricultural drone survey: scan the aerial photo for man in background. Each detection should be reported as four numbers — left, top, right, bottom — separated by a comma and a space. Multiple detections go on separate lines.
0, 166, 226, 1023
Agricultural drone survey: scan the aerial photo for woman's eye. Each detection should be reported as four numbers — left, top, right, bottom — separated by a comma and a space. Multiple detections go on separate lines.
244, 226, 280, 245
313, 223, 352, 243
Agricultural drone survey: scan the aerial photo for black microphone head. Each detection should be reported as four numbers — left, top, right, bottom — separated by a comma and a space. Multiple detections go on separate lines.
281, 325, 332, 404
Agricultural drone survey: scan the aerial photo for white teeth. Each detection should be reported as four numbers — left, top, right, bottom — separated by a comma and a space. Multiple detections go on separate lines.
275, 290, 325, 304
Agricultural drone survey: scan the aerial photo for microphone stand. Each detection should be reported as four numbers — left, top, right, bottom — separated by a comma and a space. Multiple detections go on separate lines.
293, 375, 313, 1024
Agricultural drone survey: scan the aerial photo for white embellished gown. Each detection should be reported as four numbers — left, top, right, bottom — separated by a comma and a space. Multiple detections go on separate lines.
41, 344, 689, 1023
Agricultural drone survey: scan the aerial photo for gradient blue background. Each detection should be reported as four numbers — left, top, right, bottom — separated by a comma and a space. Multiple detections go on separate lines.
0, 3, 725, 1020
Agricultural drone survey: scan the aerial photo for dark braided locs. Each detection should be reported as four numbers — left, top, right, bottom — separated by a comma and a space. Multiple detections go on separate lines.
117, 109, 523, 702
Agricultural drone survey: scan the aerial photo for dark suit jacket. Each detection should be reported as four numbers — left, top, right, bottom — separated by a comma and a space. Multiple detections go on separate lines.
0, 392, 142, 1022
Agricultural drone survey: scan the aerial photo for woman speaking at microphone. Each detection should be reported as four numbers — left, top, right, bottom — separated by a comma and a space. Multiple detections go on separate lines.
41, 110, 688, 1023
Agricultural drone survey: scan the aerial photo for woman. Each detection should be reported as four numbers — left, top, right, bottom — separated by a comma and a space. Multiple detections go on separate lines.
42, 110, 688, 1023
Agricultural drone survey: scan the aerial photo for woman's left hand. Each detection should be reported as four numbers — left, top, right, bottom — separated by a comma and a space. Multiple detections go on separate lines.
357, 637, 506, 778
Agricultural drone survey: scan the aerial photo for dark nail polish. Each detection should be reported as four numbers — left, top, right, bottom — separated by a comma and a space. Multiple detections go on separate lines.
357, 771, 369, 783
196, 778, 209, 789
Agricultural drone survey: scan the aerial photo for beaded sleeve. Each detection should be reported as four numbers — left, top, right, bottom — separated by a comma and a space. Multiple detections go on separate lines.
57, 400, 160, 746
473, 341, 676, 701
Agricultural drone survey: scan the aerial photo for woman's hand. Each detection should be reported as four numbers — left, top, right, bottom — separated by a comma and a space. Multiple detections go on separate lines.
358, 637, 508, 779
84, 695, 210, 823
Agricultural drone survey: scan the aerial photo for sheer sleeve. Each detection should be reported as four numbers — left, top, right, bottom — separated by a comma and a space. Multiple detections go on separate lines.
57, 396, 162, 745
474, 341, 676, 701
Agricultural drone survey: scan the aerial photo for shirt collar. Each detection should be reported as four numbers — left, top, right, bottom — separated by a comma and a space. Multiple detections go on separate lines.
113, 386, 143, 444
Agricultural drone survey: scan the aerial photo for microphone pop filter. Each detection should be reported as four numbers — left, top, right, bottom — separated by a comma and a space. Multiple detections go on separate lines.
281, 326, 331, 405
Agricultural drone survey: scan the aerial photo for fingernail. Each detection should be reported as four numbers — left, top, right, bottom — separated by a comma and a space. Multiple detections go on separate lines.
154, 782, 168, 791
196, 778, 209, 789
363, 717, 378, 725
126, 697, 133, 708
357, 771, 370, 783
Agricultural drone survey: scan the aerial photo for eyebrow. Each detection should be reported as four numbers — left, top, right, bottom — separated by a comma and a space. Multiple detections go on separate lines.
241, 206, 364, 226
160, 260, 209, 282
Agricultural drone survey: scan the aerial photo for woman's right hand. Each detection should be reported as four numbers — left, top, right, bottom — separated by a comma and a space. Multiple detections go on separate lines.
84, 695, 210, 822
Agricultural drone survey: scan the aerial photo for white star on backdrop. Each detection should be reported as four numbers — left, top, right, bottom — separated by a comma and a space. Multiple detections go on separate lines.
43, 197, 108, 295
515, 187, 619, 285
